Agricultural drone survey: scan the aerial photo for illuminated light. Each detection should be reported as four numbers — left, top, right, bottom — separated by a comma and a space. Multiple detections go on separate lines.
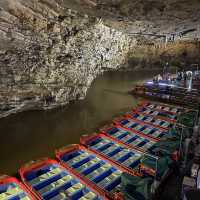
146, 81, 153, 85
158, 83, 167, 86
158, 82, 176, 87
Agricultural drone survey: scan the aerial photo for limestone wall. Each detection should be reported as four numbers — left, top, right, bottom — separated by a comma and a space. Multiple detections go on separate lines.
0, 0, 133, 117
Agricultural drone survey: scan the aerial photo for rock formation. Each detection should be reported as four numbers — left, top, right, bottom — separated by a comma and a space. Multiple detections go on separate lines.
0, 0, 133, 117
0, 0, 200, 117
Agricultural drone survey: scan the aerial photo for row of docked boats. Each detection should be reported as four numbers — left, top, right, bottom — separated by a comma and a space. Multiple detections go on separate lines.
131, 72, 200, 109
0, 100, 198, 200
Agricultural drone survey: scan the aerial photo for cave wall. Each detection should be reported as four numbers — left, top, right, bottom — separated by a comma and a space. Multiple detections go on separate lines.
128, 41, 200, 69
0, 0, 133, 117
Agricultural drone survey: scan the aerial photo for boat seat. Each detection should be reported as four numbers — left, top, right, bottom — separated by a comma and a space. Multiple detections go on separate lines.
79, 191, 97, 200
142, 128, 152, 134
0, 186, 29, 200
77, 158, 101, 174
103, 146, 120, 156
86, 163, 113, 182
112, 150, 130, 161
97, 143, 112, 152
120, 134, 133, 142
66, 153, 91, 167
98, 170, 121, 187
108, 129, 126, 138
107, 127, 119, 135
91, 140, 110, 149
29, 167, 63, 187
38, 174, 73, 196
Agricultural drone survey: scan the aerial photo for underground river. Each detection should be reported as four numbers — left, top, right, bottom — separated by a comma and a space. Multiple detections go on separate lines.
0, 69, 161, 175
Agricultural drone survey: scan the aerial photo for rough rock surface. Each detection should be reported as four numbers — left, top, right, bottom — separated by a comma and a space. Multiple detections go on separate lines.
0, 0, 200, 117
96, 0, 200, 40
0, 0, 133, 117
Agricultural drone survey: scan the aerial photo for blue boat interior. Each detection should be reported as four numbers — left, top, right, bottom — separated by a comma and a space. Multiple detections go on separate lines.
84, 136, 169, 181
60, 149, 122, 193
0, 182, 31, 200
87, 136, 142, 169
24, 163, 100, 200
105, 127, 156, 151
120, 119, 129, 126
146, 104, 181, 114
131, 113, 171, 128
139, 107, 178, 120
118, 118, 167, 138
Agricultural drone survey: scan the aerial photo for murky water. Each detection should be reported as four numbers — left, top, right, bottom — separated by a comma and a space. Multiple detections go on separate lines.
0, 69, 161, 175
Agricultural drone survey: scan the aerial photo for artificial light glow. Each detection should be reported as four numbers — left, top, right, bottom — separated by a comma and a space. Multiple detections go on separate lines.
146, 81, 153, 85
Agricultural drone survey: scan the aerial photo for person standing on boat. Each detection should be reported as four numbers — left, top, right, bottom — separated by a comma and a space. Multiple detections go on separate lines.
183, 70, 187, 81
177, 72, 182, 81
181, 71, 184, 80
163, 62, 169, 80
157, 74, 163, 81
186, 71, 193, 91
183, 70, 187, 87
